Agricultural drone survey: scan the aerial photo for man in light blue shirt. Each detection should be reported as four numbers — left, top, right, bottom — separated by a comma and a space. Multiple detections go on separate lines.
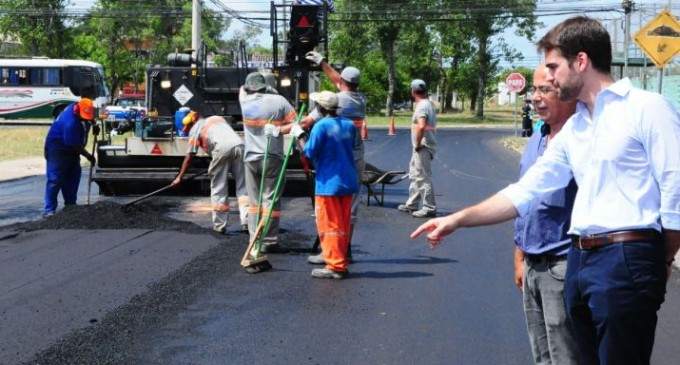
412, 16, 680, 365
514, 65, 579, 365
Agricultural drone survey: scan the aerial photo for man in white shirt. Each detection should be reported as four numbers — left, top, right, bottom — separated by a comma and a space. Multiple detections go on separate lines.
411, 16, 680, 365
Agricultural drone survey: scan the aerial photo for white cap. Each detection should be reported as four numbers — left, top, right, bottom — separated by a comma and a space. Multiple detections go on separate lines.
310, 91, 339, 109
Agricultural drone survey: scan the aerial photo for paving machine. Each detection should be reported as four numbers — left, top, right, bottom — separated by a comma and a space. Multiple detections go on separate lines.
92, 2, 329, 197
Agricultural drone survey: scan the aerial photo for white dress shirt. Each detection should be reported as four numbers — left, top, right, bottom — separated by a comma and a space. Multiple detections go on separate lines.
501, 78, 680, 236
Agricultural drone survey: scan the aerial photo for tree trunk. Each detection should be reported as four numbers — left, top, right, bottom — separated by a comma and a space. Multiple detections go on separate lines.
384, 26, 397, 117
475, 35, 489, 119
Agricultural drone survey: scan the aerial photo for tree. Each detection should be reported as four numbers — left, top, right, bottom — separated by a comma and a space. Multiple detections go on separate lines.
463, 1, 538, 118
69, 0, 230, 97
0, 0, 70, 57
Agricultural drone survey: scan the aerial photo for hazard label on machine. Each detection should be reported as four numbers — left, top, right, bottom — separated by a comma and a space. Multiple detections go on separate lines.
150, 143, 163, 155
173, 84, 194, 105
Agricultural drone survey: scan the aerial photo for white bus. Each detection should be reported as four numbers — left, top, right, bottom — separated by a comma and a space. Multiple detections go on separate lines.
0, 57, 110, 119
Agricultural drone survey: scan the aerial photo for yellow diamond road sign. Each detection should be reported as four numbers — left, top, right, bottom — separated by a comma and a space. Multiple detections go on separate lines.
634, 9, 680, 68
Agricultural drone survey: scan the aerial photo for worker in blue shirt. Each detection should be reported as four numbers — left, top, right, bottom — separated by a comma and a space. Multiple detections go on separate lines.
43, 98, 97, 216
293, 91, 358, 279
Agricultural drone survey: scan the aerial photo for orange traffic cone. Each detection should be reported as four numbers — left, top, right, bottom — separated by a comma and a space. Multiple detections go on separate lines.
361, 120, 370, 141
388, 116, 396, 136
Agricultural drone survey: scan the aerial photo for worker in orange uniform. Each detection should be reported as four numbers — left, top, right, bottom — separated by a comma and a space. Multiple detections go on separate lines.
172, 112, 249, 233
303, 51, 366, 264
294, 91, 358, 279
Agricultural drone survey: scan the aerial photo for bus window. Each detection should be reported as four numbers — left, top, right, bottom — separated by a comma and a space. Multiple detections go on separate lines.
13, 68, 28, 85
29, 68, 61, 86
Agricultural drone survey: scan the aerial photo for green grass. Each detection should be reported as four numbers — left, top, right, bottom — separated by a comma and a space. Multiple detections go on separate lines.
0, 126, 46, 161
366, 104, 519, 126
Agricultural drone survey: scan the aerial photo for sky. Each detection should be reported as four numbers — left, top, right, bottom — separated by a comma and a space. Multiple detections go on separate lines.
72, 0, 680, 69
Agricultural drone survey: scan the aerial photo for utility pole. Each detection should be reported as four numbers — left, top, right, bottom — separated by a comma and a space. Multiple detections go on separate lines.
623, 0, 633, 77
191, 0, 202, 59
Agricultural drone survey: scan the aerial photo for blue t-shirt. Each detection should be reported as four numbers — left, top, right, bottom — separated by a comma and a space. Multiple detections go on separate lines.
303, 116, 358, 196
44, 103, 89, 153
514, 131, 577, 256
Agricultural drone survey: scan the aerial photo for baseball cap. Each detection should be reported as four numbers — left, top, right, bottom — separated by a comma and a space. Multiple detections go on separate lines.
410, 79, 427, 91
244, 72, 268, 92
341, 67, 360, 84
310, 91, 339, 110
77, 98, 95, 120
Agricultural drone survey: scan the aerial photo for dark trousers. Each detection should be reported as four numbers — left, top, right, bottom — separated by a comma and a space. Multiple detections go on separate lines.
565, 241, 666, 365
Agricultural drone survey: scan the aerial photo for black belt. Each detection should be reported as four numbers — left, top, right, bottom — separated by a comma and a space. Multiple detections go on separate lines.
525, 253, 566, 264
571, 229, 661, 250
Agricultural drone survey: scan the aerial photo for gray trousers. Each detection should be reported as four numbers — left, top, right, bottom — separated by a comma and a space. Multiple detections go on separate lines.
350, 158, 365, 224
404, 148, 436, 212
245, 157, 284, 245
523, 255, 580, 365
209, 145, 247, 232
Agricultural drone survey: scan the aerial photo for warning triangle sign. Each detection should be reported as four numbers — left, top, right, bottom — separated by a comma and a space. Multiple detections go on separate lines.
150, 143, 163, 155
297, 15, 311, 28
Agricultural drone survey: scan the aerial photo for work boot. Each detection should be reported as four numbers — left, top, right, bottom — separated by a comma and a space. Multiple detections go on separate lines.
307, 253, 325, 265
397, 204, 417, 213
212, 227, 226, 235
311, 268, 348, 279
412, 209, 436, 218
261, 243, 290, 254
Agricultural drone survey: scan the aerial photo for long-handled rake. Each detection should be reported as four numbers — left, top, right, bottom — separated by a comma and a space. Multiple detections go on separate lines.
241, 105, 307, 273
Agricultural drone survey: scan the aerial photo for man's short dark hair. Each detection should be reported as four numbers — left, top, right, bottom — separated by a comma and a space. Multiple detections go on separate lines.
413, 87, 428, 96
343, 80, 359, 91
537, 16, 612, 74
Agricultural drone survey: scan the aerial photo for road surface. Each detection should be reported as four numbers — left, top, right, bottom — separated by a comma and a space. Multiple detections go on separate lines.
1, 127, 679, 364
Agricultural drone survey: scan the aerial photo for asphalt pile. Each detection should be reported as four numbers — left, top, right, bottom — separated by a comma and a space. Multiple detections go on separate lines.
1, 201, 315, 251
2, 201, 207, 233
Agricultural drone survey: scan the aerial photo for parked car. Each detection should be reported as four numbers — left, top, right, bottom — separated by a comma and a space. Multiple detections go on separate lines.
393, 101, 412, 111
103, 94, 147, 128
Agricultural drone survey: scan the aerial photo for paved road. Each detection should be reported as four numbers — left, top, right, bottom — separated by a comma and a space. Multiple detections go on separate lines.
1, 127, 679, 364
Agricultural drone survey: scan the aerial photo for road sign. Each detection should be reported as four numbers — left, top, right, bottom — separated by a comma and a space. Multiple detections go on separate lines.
506, 72, 526, 93
634, 9, 680, 68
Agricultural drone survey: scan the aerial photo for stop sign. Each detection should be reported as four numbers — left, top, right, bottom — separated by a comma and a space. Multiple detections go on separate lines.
506, 72, 526, 93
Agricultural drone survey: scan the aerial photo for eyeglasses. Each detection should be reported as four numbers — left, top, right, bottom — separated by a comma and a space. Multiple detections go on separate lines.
532, 86, 556, 96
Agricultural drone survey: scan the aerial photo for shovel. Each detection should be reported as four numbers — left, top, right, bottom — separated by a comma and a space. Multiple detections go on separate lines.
122, 171, 206, 213
86, 132, 98, 205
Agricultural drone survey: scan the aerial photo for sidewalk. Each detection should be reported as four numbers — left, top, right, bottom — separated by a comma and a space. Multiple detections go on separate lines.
0, 157, 45, 182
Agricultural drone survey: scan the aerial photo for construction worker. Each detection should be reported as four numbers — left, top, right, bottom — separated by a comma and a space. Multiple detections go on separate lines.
304, 51, 366, 265
240, 72, 298, 253
43, 97, 98, 217
398, 79, 437, 218
172, 112, 248, 233
294, 91, 358, 279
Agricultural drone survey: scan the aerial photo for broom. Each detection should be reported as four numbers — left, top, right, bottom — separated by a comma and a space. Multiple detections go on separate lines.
241, 105, 307, 273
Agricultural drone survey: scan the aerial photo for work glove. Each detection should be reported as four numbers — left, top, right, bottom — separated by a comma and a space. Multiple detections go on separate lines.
86, 154, 96, 165
263, 124, 281, 138
290, 124, 305, 138
305, 51, 325, 66
91, 123, 100, 136
110, 129, 118, 138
